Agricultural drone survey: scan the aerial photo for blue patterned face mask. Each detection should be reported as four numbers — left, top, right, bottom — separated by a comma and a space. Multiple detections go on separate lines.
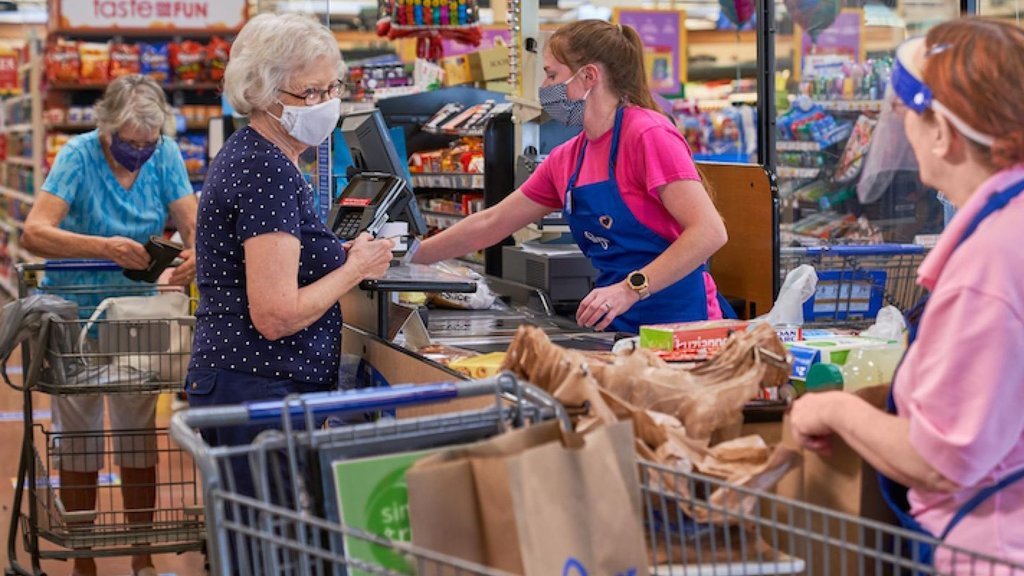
539, 69, 590, 127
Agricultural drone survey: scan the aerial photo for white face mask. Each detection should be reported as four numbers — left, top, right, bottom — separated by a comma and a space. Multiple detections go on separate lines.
273, 98, 341, 146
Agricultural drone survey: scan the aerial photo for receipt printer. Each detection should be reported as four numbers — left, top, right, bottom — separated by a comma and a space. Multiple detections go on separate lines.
329, 172, 425, 241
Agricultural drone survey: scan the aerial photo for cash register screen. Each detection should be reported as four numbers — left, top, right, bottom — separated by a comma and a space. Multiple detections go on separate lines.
340, 177, 391, 208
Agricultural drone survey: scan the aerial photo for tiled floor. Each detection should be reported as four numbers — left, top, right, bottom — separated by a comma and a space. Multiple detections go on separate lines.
0, 351, 207, 576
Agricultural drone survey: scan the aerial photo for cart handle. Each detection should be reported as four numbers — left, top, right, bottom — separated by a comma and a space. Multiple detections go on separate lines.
782, 244, 926, 257
17, 258, 183, 273
174, 373, 570, 430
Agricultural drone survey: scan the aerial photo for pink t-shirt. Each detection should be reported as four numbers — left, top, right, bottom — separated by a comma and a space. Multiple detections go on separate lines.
521, 106, 721, 319
893, 166, 1024, 571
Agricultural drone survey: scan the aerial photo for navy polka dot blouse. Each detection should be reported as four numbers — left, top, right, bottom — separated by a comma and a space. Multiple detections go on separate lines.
190, 127, 347, 386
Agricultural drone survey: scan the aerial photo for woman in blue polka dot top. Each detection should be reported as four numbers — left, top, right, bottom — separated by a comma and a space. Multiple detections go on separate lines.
185, 14, 394, 446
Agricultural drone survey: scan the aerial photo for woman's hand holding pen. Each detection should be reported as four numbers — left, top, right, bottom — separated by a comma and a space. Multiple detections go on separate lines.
346, 232, 395, 281
576, 281, 640, 331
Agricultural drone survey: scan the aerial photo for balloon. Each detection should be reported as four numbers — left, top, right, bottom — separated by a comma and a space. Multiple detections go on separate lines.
719, 0, 755, 28
784, 0, 840, 43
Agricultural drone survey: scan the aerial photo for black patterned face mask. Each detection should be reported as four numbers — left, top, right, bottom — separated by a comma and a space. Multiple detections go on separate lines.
539, 70, 590, 127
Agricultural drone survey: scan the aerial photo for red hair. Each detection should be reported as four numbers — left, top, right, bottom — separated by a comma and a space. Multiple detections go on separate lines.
922, 17, 1024, 169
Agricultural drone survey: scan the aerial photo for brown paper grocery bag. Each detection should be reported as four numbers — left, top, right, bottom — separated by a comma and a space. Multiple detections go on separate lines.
406, 420, 563, 572
507, 421, 650, 576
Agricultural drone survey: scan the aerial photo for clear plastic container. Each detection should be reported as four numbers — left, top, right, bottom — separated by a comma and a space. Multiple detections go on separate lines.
839, 342, 905, 391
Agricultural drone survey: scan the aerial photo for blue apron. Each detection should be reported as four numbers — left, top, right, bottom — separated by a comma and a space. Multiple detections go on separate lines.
563, 107, 722, 333
879, 178, 1024, 566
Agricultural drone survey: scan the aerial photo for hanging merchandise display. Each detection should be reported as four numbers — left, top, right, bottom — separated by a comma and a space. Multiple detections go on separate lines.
784, 0, 841, 43
376, 0, 483, 61
719, 0, 756, 29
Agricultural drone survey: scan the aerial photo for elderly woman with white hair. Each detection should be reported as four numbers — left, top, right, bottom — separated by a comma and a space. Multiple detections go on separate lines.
184, 13, 392, 484
21, 74, 198, 576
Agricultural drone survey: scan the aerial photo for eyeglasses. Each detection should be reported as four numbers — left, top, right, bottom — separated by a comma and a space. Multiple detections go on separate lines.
278, 80, 347, 106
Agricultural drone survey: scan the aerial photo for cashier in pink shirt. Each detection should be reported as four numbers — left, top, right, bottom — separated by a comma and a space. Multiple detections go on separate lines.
411, 19, 729, 333
790, 18, 1024, 571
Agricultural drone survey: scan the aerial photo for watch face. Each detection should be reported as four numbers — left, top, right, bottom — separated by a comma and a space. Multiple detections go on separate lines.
629, 273, 645, 287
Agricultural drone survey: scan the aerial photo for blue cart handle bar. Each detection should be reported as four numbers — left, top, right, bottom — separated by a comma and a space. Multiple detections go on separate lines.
175, 375, 569, 431
18, 259, 182, 273
783, 244, 926, 257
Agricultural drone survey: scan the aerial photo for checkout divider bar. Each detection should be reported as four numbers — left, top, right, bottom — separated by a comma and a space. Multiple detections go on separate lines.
176, 373, 570, 430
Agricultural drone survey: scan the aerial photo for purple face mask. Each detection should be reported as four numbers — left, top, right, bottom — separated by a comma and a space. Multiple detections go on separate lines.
110, 133, 158, 172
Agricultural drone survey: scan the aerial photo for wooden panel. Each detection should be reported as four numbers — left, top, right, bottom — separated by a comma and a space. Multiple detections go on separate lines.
342, 326, 493, 418
700, 162, 776, 319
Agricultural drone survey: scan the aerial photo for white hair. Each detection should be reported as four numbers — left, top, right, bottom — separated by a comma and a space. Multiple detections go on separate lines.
224, 13, 345, 116
95, 74, 175, 135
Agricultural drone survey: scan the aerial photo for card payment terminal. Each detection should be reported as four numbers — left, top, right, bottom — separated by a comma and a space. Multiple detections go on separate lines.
329, 172, 413, 241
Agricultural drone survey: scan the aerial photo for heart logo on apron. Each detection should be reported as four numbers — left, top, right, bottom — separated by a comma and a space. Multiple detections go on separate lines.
599, 215, 613, 229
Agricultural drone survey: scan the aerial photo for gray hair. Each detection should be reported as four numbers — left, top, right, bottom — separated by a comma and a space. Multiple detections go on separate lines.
95, 74, 175, 135
224, 13, 345, 116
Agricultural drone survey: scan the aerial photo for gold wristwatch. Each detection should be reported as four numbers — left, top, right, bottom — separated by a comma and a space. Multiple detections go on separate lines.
627, 271, 651, 301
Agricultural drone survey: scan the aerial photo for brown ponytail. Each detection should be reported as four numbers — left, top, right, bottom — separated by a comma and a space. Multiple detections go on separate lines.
548, 20, 662, 113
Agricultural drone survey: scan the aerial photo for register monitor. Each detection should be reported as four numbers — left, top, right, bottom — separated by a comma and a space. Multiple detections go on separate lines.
337, 109, 426, 237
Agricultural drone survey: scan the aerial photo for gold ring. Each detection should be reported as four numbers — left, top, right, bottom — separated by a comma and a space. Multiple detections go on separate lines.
602, 302, 612, 311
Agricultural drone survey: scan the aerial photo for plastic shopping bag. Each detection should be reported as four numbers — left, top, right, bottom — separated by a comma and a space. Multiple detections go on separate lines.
860, 305, 906, 340
763, 264, 818, 326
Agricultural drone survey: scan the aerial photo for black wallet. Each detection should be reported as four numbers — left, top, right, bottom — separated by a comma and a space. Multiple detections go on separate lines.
123, 236, 184, 283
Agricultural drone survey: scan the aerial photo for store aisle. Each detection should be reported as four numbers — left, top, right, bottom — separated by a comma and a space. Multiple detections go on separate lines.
0, 344, 206, 576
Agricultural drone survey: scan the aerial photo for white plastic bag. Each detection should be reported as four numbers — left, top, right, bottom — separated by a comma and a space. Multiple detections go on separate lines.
79, 292, 193, 383
861, 305, 906, 340
763, 265, 818, 326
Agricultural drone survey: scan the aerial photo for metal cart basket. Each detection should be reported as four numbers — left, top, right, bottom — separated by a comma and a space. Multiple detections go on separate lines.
779, 244, 928, 326
4, 261, 203, 576
172, 373, 1024, 576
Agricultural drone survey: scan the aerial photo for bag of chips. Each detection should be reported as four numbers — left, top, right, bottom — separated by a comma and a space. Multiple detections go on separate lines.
169, 40, 206, 83
177, 135, 207, 178
140, 42, 171, 84
207, 37, 230, 82
45, 40, 80, 84
109, 42, 140, 78
79, 42, 110, 83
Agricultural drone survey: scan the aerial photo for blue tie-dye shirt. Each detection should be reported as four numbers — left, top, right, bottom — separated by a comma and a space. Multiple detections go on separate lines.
40, 130, 192, 311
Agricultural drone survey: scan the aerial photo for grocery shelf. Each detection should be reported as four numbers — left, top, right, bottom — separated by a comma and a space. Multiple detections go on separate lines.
49, 82, 221, 92
0, 123, 32, 134
0, 186, 35, 204
421, 209, 467, 218
46, 120, 211, 132
777, 167, 822, 180
777, 141, 827, 152
3, 94, 31, 107
421, 126, 485, 138
411, 173, 484, 190
812, 100, 885, 113
4, 156, 34, 167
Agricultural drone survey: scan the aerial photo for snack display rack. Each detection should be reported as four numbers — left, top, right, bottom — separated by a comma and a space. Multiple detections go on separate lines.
0, 38, 44, 296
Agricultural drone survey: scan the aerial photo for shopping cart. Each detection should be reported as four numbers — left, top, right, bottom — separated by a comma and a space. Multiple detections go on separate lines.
4, 261, 203, 576
779, 244, 928, 326
172, 372, 1024, 576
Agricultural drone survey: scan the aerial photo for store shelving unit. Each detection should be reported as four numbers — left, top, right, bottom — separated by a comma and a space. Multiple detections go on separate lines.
0, 42, 44, 296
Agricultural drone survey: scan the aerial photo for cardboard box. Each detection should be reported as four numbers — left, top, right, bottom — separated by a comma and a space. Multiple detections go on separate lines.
639, 319, 750, 359
440, 54, 473, 86
482, 80, 514, 94
469, 43, 510, 81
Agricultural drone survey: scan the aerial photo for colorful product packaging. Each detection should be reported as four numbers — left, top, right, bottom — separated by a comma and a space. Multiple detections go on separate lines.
140, 42, 171, 84
639, 319, 751, 360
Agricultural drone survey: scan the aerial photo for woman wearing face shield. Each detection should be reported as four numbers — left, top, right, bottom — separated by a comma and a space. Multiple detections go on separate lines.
789, 18, 1024, 570
185, 13, 393, 481
411, 19, 729, 333
19, 73, 197, 576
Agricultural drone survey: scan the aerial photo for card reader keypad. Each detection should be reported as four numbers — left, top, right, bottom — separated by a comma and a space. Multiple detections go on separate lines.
334, 212, 363, 240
